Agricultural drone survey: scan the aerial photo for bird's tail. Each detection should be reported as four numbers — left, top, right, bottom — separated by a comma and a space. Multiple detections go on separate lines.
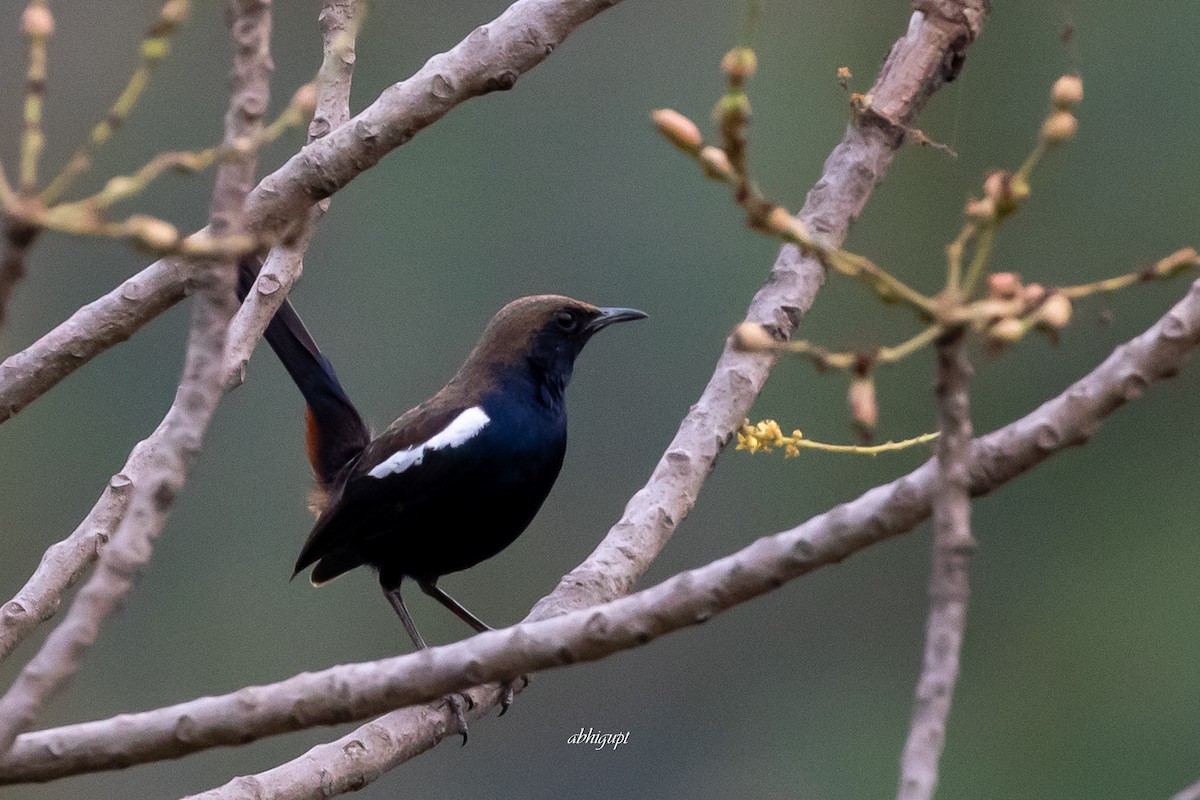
237, 257, 370, 498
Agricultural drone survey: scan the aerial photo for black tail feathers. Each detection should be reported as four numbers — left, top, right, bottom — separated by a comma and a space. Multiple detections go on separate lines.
237, 257, 370, 488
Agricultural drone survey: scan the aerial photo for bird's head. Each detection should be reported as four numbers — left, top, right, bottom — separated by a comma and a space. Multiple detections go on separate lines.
461, 294, 647, 398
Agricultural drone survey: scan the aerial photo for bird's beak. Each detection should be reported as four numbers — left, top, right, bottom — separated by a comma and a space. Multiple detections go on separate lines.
586, 307, 648, 335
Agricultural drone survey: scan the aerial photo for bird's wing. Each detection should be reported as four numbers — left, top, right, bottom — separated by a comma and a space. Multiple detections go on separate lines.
293, 402, 492, 582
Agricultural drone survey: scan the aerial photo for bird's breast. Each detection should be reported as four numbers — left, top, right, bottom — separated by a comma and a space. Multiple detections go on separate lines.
474, 392, 567, 478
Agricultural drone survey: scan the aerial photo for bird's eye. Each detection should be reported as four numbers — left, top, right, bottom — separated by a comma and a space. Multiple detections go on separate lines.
555, 310, 579, 332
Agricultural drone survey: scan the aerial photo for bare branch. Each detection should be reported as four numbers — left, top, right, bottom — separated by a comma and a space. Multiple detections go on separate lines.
0, 0, 273, 754
1172, 776, 1200, 800
898, 327, 975, 800
0, 0, 625, 426
223, 0, 360, 388
3, 275, 1198, 788
0, 473, 132, 666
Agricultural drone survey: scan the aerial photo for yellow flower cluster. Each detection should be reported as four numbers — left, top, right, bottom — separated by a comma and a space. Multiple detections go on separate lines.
736, 419, 803, 457
736, 418, 940, 457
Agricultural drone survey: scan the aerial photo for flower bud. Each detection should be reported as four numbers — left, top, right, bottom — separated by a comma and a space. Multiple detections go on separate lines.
1037, 293, 1072, 329
1050, 75, 1083, 109
1041, 111, 1078, 143
713, 92, 751, 127
698, 146, 733, 180
989, 317, 1025, 343
848, 376, 878, 432
651, 109, 702, 155
987, 272, 1023, 301
765, 206, 810, 243
291, 82, 319, 117
1022, 282, 1047, 309
141, 37, 170, 63
128, 215, 179, 251
22, 5, 54, 37
732, 322, 777, 352
982, 170, 1030, 216
1153, 247, 1200, 279
161, 0, 191, 25
720, 48, 758, 83
964, 197, 996, 220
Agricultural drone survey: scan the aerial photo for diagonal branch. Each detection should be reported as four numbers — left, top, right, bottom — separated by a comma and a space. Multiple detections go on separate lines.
1172, 776, 1200, 800
0, 0, 273, 755
3, 276, 1198, 788
898, 326, 975, 800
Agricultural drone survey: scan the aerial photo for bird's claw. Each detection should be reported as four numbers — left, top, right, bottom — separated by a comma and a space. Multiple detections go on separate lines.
443, 692, 474, 745
497, 674, 530, 717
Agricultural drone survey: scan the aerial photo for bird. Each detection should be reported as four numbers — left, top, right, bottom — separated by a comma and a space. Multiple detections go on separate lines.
238, 258, 646, 654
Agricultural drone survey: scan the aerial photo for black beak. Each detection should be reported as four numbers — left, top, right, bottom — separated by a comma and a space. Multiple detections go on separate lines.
585, 306, 648, 335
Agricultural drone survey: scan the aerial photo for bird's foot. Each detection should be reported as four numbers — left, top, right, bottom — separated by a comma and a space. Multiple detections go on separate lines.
442, 691, 475, 745
498, 674, 530, 716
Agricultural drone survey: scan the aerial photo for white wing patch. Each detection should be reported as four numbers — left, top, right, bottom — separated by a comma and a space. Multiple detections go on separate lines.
367, 406, 491, 479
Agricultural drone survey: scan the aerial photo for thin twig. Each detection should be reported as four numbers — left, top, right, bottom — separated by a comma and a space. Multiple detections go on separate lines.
0, 1, 54, 327
4, 275, 1198, 787
40, 0, 192, 204
18, 1, 51, 193
0, 0, 273, 756
898, 327, 975, 800
762, 323, 942, 371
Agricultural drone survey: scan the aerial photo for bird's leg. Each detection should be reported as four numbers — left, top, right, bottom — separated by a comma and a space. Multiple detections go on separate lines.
382, 579, 474, 743
417, 579, 493, 633
417, 579, 529, 715
382, 582, 428, 650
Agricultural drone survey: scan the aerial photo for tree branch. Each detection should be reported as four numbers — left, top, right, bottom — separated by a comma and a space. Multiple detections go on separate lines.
898, 327, 975, 800
2, 275, 1197, 788
1172, 776, 1200, 800
0, 0, 273, 755
0, 0, 626, 426
222, 0, 360, 389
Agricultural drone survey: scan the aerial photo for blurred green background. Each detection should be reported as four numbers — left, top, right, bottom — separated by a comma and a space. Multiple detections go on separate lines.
2, 1, 1199, 798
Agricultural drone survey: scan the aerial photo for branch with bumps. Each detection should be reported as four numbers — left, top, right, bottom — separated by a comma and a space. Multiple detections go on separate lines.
897, 328, 975, 800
